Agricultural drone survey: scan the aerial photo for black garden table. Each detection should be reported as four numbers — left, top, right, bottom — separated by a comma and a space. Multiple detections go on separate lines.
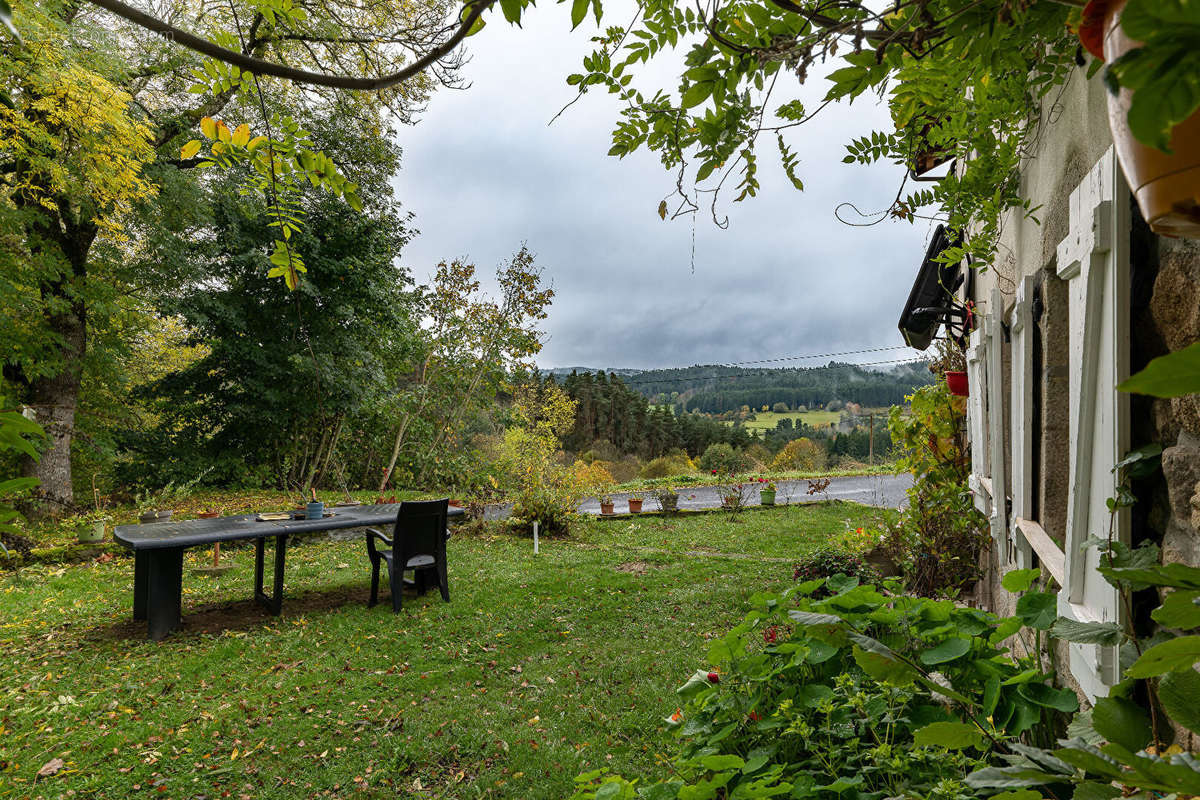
114, 503, 464, 640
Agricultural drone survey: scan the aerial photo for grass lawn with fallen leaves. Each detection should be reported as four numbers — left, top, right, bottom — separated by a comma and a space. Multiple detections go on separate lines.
1, 501, 888, 799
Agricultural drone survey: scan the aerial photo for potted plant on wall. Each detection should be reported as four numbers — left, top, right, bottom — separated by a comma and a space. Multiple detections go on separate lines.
74, 509, 110, 543
136, 485, 176, 524
1079, 0, 1200, 237
627, 493, 644, 513
653, 486, 679, 513
598, 493, 615, 516
759, 479, 777, 506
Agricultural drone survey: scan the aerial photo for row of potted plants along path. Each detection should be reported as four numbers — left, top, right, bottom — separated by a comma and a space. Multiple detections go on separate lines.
577, 473, 912, 516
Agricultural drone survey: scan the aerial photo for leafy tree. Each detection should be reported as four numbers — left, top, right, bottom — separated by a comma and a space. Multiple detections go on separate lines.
698, 442, 750, 474
122, 162, 419, 491
770, 437, 825, 472
377, 246, 554, 492
0, 0, 454, 511
494, 378, 598, 534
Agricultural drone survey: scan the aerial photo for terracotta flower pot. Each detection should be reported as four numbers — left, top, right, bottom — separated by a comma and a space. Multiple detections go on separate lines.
600, 502, 615, 515
628, 499, 643, 513
1082, 0, 1200, 237
945, 370, 969, 397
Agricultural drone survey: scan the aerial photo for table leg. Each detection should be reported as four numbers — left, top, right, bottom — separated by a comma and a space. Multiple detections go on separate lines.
133, 550, 148, 621
254, 534, 287, 616
254, 537, 265, 597
145, 547, 184, 641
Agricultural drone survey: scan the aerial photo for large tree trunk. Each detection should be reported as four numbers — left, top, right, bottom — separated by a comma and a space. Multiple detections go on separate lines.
18, 212, 94, 517
22, 324, 84, 514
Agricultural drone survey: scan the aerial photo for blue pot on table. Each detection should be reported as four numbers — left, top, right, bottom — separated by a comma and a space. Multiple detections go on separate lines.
306, 501, 325, 520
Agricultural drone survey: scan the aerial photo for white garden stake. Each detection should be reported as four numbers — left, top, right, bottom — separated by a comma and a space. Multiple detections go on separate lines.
533, 521, 539, 555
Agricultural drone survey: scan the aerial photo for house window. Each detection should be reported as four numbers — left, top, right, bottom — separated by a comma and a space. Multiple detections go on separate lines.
1003, 146, 1131, 702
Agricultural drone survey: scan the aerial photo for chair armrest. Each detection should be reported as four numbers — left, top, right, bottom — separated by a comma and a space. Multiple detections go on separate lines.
365, 528, 393, 559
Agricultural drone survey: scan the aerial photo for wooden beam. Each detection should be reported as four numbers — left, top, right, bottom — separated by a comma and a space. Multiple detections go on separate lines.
1014, 517, 1065, 587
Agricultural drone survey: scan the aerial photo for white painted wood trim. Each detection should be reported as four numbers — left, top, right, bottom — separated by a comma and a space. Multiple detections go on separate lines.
1064, 250, 1107, 601
986, 288, 1008, 553
966, 328, 989, 514
1014, 517, 1065, 586
1052, 146, 1130, 702
1009, 277, 1035, 568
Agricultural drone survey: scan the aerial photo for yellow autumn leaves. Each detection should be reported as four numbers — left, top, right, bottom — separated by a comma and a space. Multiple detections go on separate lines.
181, 117, 270, 161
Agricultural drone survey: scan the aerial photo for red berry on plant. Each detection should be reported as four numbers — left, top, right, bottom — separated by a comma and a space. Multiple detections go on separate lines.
707, 672, 720, 683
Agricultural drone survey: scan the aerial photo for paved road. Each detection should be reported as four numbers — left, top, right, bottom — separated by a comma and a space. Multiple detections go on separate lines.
575, 473, 912, 515
333, 474, 912, 526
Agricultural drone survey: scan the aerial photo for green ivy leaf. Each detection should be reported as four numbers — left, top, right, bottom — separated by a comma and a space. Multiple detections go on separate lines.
1091, 696, 1152, 752
852, 644, 918, 686
1002, 568, 1041, 593
699, 754, 744, 772
965, 767, 1064, 789
1158, 667, 1200, 735
1016, 592, 1057, 630
1104, 562, 1200, 590
1152, 589, 1200, 629
1118, 342, 1200, 397
1017, 682, 1079, 713
991, 791, 1043, 800
913, 721, 988, 750
1072, 782, 1122, 800
1126, 635, 1200, 678
919, 637, 971, 665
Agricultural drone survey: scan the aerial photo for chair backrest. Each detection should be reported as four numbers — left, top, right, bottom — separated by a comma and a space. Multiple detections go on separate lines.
395, 499, 449, 562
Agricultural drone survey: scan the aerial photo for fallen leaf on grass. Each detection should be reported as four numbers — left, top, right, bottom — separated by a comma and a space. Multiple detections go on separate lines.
37, 757, 64, 778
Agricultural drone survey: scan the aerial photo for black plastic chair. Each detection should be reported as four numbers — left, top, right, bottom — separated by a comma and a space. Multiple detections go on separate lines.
366, 499, 450, 612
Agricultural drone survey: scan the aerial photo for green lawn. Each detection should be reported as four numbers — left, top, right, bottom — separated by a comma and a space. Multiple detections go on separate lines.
732, 410, 841, 432
0, 502, 882, 799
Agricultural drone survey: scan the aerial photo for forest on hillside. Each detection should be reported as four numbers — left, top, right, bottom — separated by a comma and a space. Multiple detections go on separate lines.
555, 369, 912, 482
614, 361, 934, 413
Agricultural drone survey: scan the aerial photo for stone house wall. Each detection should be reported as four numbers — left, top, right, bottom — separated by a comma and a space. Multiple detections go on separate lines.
964, 62, 1200, 698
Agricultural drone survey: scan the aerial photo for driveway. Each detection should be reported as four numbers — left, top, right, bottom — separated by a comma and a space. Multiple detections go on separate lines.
574, 473, 913, 515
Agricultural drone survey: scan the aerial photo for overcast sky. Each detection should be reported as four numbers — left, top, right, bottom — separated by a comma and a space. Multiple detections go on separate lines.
392, 2, 934, 371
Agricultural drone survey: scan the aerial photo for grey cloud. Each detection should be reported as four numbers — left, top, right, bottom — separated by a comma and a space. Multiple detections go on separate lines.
392, 1, 933, 370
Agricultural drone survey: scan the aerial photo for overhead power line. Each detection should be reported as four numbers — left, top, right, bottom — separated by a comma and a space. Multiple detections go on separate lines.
618, 356, 930, 387
719, 345, 911, 367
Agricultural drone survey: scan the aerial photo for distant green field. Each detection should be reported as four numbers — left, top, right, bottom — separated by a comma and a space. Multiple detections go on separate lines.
731, 410, 841, 431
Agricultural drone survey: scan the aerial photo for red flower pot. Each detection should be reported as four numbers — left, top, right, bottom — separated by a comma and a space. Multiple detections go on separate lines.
945, 371, 969, 397
628, 499, 643, 513
600, 502, 614, 515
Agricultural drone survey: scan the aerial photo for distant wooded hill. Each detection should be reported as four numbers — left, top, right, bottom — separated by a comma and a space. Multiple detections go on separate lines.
606, 361, 935, 413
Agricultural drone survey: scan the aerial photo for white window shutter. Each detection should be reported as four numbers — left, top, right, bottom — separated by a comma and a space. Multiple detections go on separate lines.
1009, 276, 1035, 569
986, 287, 1009, 554
966, 329, 990, 515
1054, 146, 1130, 702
